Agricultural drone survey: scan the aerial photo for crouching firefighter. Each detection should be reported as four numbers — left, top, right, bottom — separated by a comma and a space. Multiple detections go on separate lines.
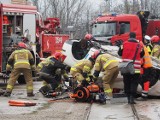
4, 42, 36, 97
93, 53, 119, 102
38, 52, 69, 97
70, 50, 100, 87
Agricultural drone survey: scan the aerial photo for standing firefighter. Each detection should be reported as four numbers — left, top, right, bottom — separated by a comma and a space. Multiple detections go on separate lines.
151, 35, 160, 59
118, 32, 144, 104
4, 42, 35, 97
92, 53, 119, 100
38, 52, 69, 96
139, 44, 152, 100
70, 50, 99, 87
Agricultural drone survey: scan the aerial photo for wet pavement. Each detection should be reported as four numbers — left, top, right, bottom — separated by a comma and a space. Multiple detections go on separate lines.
0, 81, 160, 120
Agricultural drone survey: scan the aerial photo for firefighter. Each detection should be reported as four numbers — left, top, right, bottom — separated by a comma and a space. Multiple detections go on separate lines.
118, 32, 144, 104
144, 35, 153, 55
138, 44, 152, 100
151, 35, 160, 59
38, 52, 69, 96
92, 53, 119, 100
3, 42, 36, 97
70, 50, 100, 87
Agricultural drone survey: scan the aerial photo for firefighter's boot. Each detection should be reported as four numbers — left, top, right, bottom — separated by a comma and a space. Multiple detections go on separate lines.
27, 93, 34, 97
3, 92, 11, 97
99, 92, 106, 104
39, 85, 51, 95
127, 95, 130, 104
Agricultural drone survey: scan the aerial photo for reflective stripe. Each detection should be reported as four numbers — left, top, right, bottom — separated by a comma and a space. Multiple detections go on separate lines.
95, 63, 100, 67
103, 60, 118, 69
7, 85, 13, 89
38, 64, 43, 68
86, 77, 90, 82
71, 67, 77, 72
101, 57, 107, 62
14, 61, 30, 65
75, 62, 83, 67
84, 66, 90, 72
123, 59, 141, 63
27, 86, 33, 90
104, 89, 112, 93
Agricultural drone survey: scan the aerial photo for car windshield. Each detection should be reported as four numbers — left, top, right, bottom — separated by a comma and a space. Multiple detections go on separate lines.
92, 22, 116, 37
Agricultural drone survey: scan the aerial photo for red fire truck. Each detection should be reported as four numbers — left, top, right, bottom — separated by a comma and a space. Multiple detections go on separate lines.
91, 11, 160, 45
0, 2, 69, 83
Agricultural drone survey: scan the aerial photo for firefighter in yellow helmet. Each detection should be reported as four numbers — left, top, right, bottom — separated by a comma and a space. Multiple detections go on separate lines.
3, 42, 36, 97
70, 50, 100, 87
151, 35, 160, 59
92, 53, 119, 100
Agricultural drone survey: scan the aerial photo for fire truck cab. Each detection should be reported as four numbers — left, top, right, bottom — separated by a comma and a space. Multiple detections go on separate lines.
91, 11, 160, 45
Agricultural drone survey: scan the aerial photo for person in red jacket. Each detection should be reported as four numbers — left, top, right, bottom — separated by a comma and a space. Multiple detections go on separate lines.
118, 32, 144, 104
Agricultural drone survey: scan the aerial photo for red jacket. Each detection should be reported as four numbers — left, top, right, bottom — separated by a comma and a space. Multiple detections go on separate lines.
122, 39, 143, 74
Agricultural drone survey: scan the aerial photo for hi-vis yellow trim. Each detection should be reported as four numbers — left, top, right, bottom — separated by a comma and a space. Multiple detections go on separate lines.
95, 63, 100, 67
27, 86, 33, 90
101, 57, 108, 62
75, 62, 83, 67
105, 89, 112, 93
71, 67, 77, 72
84, 66, 90, 72
152, 48, 159, 52
103, 60, 118, 69
14, 62, 30, 65
7, 85, 13, 89
86, 77, 90, 82
38, 64, 43, 68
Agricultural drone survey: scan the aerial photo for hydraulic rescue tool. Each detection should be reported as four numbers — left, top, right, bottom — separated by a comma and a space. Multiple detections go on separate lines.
69, 83, 106, 104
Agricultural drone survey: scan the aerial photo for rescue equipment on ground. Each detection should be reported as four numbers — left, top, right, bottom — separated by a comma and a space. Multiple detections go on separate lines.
69, 83, 106, 103
8, 100, 36, 107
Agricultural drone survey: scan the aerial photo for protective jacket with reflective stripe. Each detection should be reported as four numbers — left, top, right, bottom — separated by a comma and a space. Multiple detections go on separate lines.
7, 48, 34, 69
71, 59, 93, 74
151, 44, 160, 59
94, 54, 118, 72
122, 40, 143, 73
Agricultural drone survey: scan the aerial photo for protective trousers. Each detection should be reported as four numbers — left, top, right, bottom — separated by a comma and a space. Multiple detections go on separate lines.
6, 68, 33, 94
39, 73, 61, 90
123, 74, 140, 103
102, 66, 119, 97
141, 68, 151, 97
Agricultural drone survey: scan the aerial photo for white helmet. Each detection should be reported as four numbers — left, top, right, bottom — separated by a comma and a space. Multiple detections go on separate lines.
144, 35, 151, 41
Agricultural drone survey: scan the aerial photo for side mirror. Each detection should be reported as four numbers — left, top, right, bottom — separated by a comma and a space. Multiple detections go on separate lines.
120, 23, 126, 34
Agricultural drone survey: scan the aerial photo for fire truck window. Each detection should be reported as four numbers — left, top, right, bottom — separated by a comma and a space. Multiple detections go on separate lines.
119, 22, 130, 33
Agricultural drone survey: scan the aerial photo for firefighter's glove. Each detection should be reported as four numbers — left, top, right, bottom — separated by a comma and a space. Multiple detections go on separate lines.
82, 72, 88, 78
65, 66, 71, 73
6, 64, 12, 72
93, 70, 100, 78
81, 79, 89, 87
55, 68, 62, 75
93, 75, 98, 83
31, 65, 36, 71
